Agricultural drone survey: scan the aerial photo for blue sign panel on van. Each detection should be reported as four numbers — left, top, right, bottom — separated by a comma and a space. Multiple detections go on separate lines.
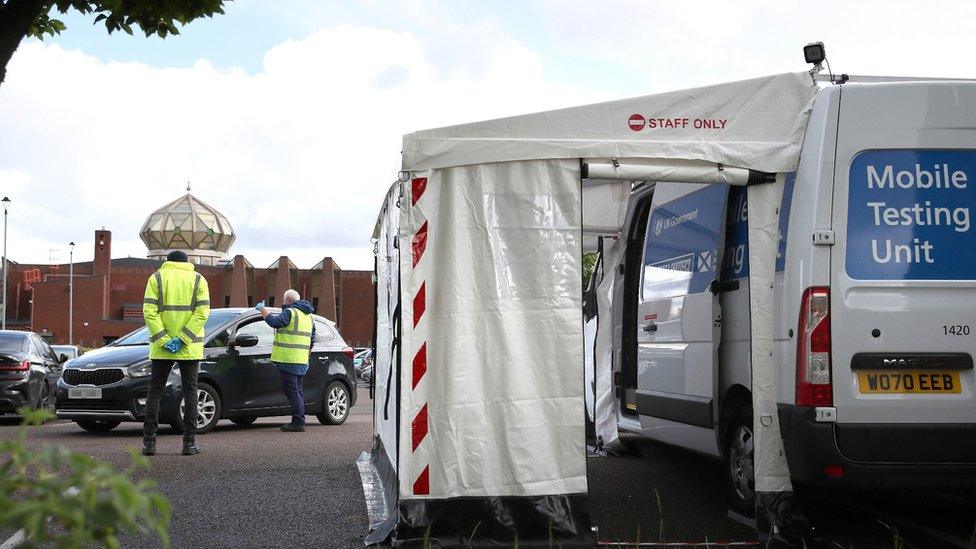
643, 184, 728, 300
847, 150, 976, 280
720, 173, 795, 280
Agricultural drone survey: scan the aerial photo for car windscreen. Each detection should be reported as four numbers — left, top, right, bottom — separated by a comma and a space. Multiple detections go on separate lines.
112, 312, 241, 346
52, 346, 77, 357
0, 334, 26, 353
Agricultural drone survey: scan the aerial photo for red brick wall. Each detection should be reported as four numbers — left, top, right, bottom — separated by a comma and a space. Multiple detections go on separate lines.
12, 257, 374, 348
339, 271, 374, 347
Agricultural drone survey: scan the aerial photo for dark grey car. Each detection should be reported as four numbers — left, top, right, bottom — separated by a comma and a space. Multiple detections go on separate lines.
0, 330, 65, 415
54, 308, 357, 433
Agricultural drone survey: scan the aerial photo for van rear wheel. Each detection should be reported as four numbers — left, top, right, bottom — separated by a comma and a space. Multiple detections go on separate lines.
725, 407, 755, 515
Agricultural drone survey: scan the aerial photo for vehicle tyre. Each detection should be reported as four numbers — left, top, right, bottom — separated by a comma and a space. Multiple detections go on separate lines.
231, 416, 257, 427
724, 406, 755, 515
75, 419, 122, 432
317, 380, 350, 425
172, 382, 222, 434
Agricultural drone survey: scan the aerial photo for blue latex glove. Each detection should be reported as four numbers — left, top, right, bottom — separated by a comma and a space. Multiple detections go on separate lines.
163, 337, 183, 353
254, 300, 265, 311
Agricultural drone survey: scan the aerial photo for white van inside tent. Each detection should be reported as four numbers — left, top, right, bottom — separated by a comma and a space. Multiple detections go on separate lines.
360, 72, 819, 546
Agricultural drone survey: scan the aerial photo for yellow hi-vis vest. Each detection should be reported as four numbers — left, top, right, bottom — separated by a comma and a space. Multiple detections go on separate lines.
271, 308, 313, 365
143, 261, 211, 360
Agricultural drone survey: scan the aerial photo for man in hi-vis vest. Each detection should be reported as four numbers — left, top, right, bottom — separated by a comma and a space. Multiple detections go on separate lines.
256, 289, 315, 432
141, 250, 210, 456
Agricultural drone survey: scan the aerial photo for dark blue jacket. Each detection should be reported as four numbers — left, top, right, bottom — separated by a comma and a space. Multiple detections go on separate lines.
264, 300, 315, 375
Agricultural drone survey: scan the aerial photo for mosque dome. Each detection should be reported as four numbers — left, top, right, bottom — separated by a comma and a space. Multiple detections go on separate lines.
139, 185, 235, 266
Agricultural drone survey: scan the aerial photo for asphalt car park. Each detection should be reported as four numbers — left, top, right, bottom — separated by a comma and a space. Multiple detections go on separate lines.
2, 390, 974, 547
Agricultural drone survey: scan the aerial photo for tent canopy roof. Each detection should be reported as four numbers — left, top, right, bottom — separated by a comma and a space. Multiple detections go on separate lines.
402, 72, 817, 174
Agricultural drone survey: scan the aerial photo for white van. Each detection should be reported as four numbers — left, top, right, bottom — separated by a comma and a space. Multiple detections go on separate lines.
603, 80, 976, 512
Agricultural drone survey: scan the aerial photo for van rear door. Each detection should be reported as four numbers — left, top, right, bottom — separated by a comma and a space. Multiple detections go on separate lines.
830, 83, 976, 456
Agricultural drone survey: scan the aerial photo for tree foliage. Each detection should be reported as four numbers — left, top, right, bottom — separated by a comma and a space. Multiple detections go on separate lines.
0, 0, 228, 85
583, 252, 598, 289
27, 0, 227, 40
0, 407, 171, 548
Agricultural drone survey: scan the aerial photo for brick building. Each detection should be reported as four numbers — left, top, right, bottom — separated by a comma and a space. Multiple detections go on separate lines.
2, 191, 375, 348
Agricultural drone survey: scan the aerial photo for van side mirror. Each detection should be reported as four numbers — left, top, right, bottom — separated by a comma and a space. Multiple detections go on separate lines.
233, 334, 259, 348
59, 353, 69, 363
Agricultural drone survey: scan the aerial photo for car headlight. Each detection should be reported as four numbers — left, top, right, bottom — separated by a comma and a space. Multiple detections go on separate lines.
128, 361, 152, 378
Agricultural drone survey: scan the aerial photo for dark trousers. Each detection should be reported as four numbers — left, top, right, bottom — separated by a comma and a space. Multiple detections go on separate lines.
144, 359, 199, 442
279, 371, 305, 426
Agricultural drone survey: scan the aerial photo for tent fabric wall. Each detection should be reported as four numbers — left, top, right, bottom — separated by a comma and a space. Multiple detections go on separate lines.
359, 183, 402, 544
374, 184, 401, 468
582, 180, 630, 252
393, 160, 592, 544
746, 177, 795, 508
593, 234, 626, 446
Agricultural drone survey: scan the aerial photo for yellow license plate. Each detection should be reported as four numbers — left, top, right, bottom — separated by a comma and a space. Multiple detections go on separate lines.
857, 371, 961, 394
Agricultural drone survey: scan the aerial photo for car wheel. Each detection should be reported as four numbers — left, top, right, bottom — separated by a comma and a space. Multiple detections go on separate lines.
231, 417, 257, 427
725, 406, 755, 515
75, 419, 122, 432
317, 381, 349, 425
172, 382, 222, 434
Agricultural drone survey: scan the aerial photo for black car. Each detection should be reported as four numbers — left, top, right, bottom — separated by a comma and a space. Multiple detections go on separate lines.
0, 330, 65, 414
54, 308, 357, 433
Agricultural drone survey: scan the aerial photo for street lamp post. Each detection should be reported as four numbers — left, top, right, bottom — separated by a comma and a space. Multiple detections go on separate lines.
69, 242, 75, 345
1, 197, 9, 331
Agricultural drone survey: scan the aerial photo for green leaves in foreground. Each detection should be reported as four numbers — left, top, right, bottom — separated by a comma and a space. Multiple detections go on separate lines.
0, 407, 171, 548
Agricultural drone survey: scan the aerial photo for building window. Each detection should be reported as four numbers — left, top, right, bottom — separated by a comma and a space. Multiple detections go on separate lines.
247, 296, 253, 307
267, 296, 275, 306
312, 297, 319, 310
224, 295, 230, 308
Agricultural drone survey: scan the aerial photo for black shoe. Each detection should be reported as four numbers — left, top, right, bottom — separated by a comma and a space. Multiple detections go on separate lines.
182, 441, 201, 455
142, 437, 156, 456
281, 424, 305, 432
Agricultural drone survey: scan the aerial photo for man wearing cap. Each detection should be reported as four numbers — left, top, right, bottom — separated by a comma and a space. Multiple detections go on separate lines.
141, 250, 210, 456
255, 289, 315, 432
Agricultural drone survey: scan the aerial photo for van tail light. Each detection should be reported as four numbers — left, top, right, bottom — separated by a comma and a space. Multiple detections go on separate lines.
796, 286, 832, 407
343, 347, 356, 360
0, 360, 30, 371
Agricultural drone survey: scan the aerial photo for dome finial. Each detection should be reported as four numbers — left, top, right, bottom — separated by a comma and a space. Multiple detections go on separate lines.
186, 180, 191, 194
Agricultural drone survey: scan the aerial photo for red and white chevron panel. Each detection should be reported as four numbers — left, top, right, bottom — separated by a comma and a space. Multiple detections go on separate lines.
407, 176, 431, 496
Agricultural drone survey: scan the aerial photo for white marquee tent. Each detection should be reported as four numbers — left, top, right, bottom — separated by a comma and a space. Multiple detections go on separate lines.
360, 72, 818, 545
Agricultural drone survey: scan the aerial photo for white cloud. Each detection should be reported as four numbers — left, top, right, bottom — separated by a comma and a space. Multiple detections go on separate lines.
0, 23, 608, 270
535, 0, 976, 91
5, 0, 975, 273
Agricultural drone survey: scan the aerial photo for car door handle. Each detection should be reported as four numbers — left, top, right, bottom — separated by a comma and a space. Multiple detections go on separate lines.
642, 321, 658, 332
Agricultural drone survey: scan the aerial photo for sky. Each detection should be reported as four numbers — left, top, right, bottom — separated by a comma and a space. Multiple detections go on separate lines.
1, 0, 975, 270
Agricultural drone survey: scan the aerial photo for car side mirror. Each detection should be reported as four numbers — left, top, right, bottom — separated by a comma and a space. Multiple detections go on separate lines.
233, 335, 259, 348
59, 354, 69, 363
